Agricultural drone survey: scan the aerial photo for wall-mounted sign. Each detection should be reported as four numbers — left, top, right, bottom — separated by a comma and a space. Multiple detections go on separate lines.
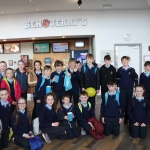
24, 18, 87, 29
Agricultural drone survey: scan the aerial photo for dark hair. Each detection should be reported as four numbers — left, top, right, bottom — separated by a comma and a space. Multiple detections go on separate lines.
104, 55, 111, 60
135, 84, 145, 97
12, 97, 32, 126
62, 94, 70, 100
79, 91, 88, 97
34, 60, 42, 71
44, 65, 52, 71
107, 80, 116, 85
69, 58, 76, 63
76, 61, 81, 64
0, 88, 8, 93
144, 61, 150, 67
5, 67, 14, 73
121, 56, 130, 61
45, 92, 57, 110
54, 60, 63, 67
0, 61, 7, 67
86, 53, 94, 59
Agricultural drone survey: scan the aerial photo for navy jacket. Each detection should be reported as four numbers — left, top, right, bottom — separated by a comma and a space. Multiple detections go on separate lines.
11, 111, 33, 136
39, 105, 58, 129
101, 93, 124, 118
75, 102, 95, 123
128, 97, 150, 124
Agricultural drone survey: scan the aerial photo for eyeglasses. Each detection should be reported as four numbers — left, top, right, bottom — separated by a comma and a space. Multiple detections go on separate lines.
18, 103, 26, 105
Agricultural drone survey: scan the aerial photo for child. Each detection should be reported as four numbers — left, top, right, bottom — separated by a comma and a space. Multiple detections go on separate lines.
66, 58, 82, 104
11, 97, 34, 149
0, 61, 7, 87
76, 61, 82, 72
81, 53, 100, 110
15, 60, 28, 100
51, 60, 66, 104
57, 94, 80, 139
1, 68, 21, 113
39, 93, 67, 143
75, 91, 95, 135
35, 65, 52, 116
101, 80, 124, 136
31, 60, 43, 120
140, 61, 150, 101
0, 88, 11, 149
99, 55, 116, 98
128, 85, 150, 139
116, 56, 138, 124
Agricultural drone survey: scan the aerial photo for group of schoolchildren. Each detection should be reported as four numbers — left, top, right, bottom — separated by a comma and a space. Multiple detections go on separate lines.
0, 53, 150, 149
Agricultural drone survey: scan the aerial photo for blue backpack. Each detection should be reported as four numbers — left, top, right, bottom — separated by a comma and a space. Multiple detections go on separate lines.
38, 76, 51, 91
83, 65, 98, 75
105, 91, 120, 106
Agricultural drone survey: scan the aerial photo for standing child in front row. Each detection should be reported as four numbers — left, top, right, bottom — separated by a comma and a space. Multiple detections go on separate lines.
81, 54, 100, 110
11, 97, 34, 149
128, 85, 150, 139
117, 56, 138, 124
140, 61, 150, 101
101, 80, 124, 136
57, 94, 80, 139
0, 88, 11, 150
35, 65, 52, 116
39, 93, 67, 143
15, 60, 28, 100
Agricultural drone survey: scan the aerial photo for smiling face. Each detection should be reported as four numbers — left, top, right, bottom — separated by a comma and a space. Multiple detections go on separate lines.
121, 59, 130, 67
56, 65, 63, 72
0, 90, 8, 102
145, 65, 150, 72
135, 87, 144, 98
107, 84, 117, 93
34, 62, 41, 71
62, 97, 70, 105
69, 61, 76, 69
46, 95, 54, 106
5, 69, 14, 79
44, 69, 52, 77
0, 63, 7, 72
79, 95, 88, 104
104, 59, 111, 66
18, 62, 25, 71
18, 98, 26, 111
86, 57, 94, 65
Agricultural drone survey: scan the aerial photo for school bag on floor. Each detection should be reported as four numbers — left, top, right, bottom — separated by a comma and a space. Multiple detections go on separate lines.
33, 117, 41, 135
30, 136, 44, 150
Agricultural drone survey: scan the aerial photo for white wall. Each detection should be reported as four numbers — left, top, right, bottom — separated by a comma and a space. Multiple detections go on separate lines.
0, 10, 150, 70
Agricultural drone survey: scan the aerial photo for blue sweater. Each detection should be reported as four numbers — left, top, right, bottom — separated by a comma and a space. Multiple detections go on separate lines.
75, 103, 95, 123
128, 98, 150, 124
140, 73, 150, 93
101, 94, 124, 118
0, 102, 11, 128
68, 69, 82, 90
117, 68, 138, 89
11, 111, 33, 136
35, 76, 52, 99
51, 71, 65, 91
39, 105, 58, 129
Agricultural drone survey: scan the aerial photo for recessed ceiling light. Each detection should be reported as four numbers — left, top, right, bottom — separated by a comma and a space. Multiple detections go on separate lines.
103, 4, 112, 8
62, 36, 65, 38
32, 38, 35, 40
37, 9, 38, 10
3, 40, 6, 41
1, 12, 3, 14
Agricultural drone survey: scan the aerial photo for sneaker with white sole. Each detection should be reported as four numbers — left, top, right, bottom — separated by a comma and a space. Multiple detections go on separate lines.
42, 133, 51, 143
81, 128, 86, 135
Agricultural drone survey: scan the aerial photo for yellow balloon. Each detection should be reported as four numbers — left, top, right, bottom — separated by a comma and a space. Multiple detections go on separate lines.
85, 87, 96, 97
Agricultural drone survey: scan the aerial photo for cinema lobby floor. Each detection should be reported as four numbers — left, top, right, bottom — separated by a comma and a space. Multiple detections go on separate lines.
5, 98, 150, 150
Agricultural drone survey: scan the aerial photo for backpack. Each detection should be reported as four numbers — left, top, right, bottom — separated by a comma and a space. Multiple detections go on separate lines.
83, 65, 98, 75
78, 102, 91, 113
104, 91, 120, 106
118, 67, 135, 82
38, 76, 51, 91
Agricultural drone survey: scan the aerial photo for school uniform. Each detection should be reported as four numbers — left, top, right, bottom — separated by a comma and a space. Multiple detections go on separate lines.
66, 69, 82, 104
0, 100, 11, 149
99, 64, 116, 98
15, 70, 28, 100
39, 105, 67, 140
116, 66, 138, 123
0, 71, 4, 88
101, 91, 124, 136
81, 64, 100, 110
139, 72, 150, 101
11, 110, 33, 149
128, 97, 150, 139
57, 103, 80, 139
75, 102, 95, 132
35, 76, 52, 116
51, 71, 66, 104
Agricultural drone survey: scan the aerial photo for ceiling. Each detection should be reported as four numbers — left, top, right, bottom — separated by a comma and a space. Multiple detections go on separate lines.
0, 0, 150, 15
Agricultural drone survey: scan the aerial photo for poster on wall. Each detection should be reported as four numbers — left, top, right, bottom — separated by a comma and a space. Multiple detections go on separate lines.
21, 55, 29, 67
0, 44, 3, 53
8, 60, 13, 66
33, 43, 50, 53
4, 43, 20, 54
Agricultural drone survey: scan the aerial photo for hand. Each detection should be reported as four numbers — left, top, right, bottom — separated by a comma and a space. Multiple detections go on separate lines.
66, 72, 71, 76
12, 101, 16, 105
52, 77, 56, 82
101, 117, 105, 124
64, 116, 68, 120
73, 68, 77, 72
82, 88, 85, 91
88, 122, 95, 130
52, 122, 59, 127
134, 122, 139, 126
72, 115, 74, 118
141, 123, 146, 127
25, 134, 31, 138
119, 118, 123, 124
37, 100, 41, 103
96, 90, 99, 94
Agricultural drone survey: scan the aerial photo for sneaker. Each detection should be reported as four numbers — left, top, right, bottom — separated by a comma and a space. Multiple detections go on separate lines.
42, 133, 51, 143
81, 128, 86, 135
